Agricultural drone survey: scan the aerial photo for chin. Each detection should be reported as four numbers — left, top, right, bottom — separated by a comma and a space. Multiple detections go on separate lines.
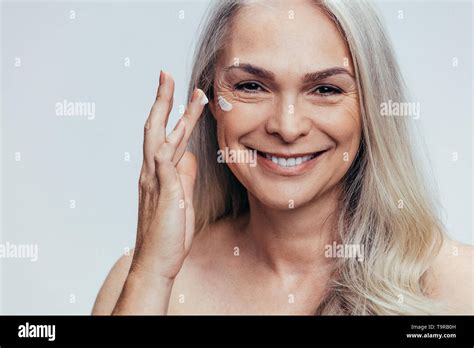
249, 185, 321, 211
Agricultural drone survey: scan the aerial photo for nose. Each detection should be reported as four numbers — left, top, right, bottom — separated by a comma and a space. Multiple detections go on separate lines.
265, 98, 311, 143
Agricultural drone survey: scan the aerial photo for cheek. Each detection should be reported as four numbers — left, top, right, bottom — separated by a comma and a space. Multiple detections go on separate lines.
214, 95, 272, 148
316, 102, 361, 158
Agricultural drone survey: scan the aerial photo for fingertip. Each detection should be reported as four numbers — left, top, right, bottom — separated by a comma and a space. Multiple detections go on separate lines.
159, 69, 164, 85
166, 71, 175, 85
199, 91, 209, 106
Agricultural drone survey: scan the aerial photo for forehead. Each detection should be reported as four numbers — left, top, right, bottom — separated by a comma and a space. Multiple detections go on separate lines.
221, 0, 352, 73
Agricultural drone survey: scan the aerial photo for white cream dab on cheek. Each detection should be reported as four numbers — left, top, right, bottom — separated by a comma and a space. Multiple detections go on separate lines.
217, 96, 233, 112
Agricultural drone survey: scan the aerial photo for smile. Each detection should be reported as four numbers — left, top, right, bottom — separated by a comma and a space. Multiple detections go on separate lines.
247, 147, 329, 176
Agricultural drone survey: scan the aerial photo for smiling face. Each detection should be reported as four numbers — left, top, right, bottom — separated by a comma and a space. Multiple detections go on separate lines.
208, 0, 361, 210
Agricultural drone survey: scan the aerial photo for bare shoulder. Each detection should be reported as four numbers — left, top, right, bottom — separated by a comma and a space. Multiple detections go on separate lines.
92, 250, 134, 315
167, 215, 247, 314
428, 238, 474, 314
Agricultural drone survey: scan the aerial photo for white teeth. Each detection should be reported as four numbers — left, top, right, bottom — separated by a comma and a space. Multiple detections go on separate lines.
263, 153, 317, 167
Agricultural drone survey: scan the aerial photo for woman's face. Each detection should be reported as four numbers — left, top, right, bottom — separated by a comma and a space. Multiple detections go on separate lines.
209, 0, 361, 210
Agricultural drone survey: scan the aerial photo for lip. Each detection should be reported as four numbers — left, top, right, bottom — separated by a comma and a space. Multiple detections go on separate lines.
248, 147, 329, 176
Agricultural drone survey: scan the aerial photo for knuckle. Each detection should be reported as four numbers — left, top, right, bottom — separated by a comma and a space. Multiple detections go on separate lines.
139, 174, 158, 192
153, 152, 163, 164
156, 91, 172, 104
138, 174, 148, 187
154, 145, 170, 163
144, 121, 151, 133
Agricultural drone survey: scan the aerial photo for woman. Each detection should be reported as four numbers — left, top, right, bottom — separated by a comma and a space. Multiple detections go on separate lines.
93, 0, 473, 315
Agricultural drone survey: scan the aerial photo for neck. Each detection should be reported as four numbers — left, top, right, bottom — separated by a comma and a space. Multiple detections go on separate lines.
243, 187, 341, 278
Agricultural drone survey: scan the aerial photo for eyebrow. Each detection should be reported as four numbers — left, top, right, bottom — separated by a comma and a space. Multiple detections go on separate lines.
223, 63, 354, 82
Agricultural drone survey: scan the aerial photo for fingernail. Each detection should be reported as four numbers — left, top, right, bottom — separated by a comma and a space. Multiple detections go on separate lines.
200, 93, 209, 106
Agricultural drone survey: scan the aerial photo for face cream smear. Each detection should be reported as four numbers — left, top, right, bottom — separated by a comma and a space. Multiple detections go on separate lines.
217, 96, 233, 112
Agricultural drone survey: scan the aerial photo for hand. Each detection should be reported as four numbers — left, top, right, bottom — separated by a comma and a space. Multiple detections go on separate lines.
131, 70, 208, 281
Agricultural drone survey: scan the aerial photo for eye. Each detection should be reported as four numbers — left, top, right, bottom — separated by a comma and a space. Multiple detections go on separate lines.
234, 81, 266, 94
312, 85, 342, 96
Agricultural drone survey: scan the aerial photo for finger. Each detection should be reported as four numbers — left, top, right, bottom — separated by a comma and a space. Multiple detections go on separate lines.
143, 70, 175, 173
184, 205, 195, 252
177, 151, 197, 201
172, 88, 208, 164
176, 151, 197, 209
154, 119, 186, 188
177, 152, 197, 251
